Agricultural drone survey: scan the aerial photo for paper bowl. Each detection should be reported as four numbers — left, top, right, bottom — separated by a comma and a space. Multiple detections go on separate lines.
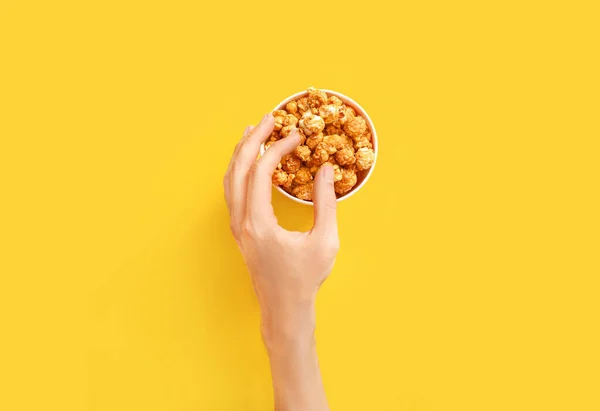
261, 89, 378, 205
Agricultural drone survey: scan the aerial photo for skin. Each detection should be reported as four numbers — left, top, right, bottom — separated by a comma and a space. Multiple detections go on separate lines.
223, 114, 339, 411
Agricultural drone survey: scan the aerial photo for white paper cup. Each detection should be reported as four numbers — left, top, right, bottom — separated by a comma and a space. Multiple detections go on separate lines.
260, 89, 378, 205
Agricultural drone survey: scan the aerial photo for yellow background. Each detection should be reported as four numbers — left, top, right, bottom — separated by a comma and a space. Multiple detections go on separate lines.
1, 0, 599, 410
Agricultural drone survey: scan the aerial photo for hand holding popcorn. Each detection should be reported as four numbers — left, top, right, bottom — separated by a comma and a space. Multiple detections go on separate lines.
223, 114, 338, 411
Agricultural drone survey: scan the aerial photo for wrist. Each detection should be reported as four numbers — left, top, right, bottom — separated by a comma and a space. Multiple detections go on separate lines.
260, 300, 317, 354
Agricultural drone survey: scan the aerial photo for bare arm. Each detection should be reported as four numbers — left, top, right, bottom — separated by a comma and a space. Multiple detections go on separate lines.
223, 114, 338, 411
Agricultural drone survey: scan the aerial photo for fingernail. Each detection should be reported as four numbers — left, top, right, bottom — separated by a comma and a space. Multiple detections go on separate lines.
261, 113, 272, 123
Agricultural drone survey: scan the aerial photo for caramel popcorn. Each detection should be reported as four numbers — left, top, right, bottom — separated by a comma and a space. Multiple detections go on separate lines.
332, 164, 343, 182
292, 182, 314, 201
281, 153, 301, 173
334, 167, 358, 195
294, 145, 311, 161
343, 115, 367, 138
298, 112, 325, 136
306, 132, 324, 150
327, 95, 343, 107
335, 146, 356, 166
312, 142, 330, 165
272, 169, 288, 186
283, 114, 298, 127
285, 101, 298, 115
355, 147, 375, 171
270, 88, 375, 201
318, 104, 340, 124
294, 167, 313, 185
280, 124, 296, 138
308, 87, 328, 107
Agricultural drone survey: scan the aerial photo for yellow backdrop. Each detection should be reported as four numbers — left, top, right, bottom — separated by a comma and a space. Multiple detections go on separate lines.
1, 0, 599, 410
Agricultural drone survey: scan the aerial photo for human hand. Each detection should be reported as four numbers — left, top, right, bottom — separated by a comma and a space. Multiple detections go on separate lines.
223, 113, 339, 344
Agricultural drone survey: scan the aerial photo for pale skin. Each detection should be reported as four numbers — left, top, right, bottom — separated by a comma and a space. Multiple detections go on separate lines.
223, 113, 339, 411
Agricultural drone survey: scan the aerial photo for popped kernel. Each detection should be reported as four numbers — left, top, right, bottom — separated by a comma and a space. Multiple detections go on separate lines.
299, 112, 325, 136
294, 145, 311, 162
272, 169, 288, 186
353, 135, 373, 150
334, 167, 357, 194
325, 124, 344, 135
292, 182, 314, 201
283, 114, 298, 127
306, 132, 324, 150
333, 105, 356, 127
312, 142, 330, 165
343, 115, 367, 138
282, 173, 295, 190
281, 154, 301, 173
297, 97, 310, 114
264, 140, 276, 150
318, 104, 340, 124
273, 109, 286, 131
323, 134, 349, 151
332, 164, 343, 182
307, 87, 328, 107
327, 95, 343, 107
280, 124, 297, 138
285, 101, 298, 115
335, 146, 356, 166
355, 147, 375, 171
294, 167, 313, 185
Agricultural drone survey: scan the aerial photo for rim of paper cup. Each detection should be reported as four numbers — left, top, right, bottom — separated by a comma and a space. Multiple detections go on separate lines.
260, 89, 378, 206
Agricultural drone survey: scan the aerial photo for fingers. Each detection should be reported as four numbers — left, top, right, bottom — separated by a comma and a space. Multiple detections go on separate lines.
311, 163, 339, 239
224, 126, 253, 215
230, 115, 275, 230
246, 130, 302, 225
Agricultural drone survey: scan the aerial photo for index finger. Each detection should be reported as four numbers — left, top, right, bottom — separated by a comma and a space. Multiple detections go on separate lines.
246, 130, 302, 224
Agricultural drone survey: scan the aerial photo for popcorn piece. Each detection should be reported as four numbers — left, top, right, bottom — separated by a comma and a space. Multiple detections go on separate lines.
294, 167, 313, 185
334, 167, 357, 195
353, 135, 373, 150
307, 87, 328, 107
306, 132, 323, 150
285, 101, 298, 115
273, 109, 287, 131
294, 145, 311, 161
282, 173, 295, 190
269, 131, 280, 141
299, 112, 325, 136
283, 114, 298, 127
292, 182, 314, 201
297, 97, 310, 114
281, 153, 302, 173
318, 104, 340, 124
323, 134, 348, 151
312, 142, 330, 165
333, 105, 356, 127
272, 169, 288, 186
335, 146, 356, 166
280, 124, 297, 138
332, 164, 343, 182
343, 115, 367, 138
325, 125, 344, 136
327, 95, 343, 107
355, 147, 375, 171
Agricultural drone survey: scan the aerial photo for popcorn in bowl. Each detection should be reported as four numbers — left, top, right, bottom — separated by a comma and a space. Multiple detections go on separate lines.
264, 87, 377, 203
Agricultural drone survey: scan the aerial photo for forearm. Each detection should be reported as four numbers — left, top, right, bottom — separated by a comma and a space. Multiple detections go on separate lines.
261, 303, 329, 411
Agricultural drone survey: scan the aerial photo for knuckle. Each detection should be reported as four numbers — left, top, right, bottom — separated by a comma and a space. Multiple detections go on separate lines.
229, 221, 240, 238
241, 220, 254, 237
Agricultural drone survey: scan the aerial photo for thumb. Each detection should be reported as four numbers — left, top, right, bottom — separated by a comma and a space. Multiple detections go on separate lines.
311, 163, 338, 237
